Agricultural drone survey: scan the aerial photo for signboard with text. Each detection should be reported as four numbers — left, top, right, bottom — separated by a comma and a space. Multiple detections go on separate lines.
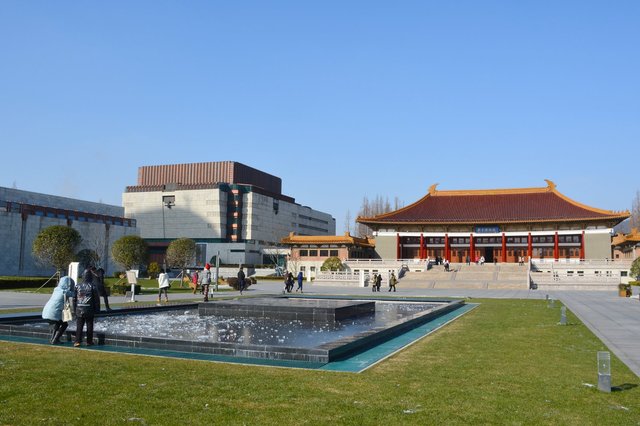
474, 226, 500, 234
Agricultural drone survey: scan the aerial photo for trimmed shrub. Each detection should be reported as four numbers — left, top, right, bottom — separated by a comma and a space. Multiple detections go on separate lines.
109, 284, 142, 295
0, 277, 57, 290
225, 277, 254, 290
147, 262, 161, 279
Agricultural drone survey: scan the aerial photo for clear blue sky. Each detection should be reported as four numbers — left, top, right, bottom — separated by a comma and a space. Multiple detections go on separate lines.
1, 1, 638, 233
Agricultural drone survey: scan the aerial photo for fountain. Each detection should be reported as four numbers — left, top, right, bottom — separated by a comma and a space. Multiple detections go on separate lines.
0, 296, 468, 367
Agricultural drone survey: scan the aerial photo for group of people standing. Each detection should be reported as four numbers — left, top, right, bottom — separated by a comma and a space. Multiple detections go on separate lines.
42, 267, 108, 347
160, 264, 247, 303
283, 271, 303, 293
370, 272, 397, 292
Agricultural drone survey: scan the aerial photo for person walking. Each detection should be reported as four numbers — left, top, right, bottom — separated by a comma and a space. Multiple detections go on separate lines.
376, 273, 382, 292
73, 269, 100, 347
296, 271, 303, 293
158, 270, 170, 303
191, 269, 199, 294
42, 276, 75, 344
388, 271, 397, 292
237, 266, 246, 295
371, 273, 377, 292
93, 267, 111, 312
200, 264, 212, 302
286, 272, 294, 293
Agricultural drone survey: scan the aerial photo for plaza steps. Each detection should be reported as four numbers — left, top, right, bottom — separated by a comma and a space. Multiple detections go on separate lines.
399, 263, 529, 289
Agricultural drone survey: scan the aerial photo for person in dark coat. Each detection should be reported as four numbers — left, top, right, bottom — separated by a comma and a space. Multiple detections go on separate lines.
73, 269, 100, 347
42, 276, 75, 344
296, 271, 303, 293
375, 273, 382, 292
93, 267, 111, 311
237, 266, 246, 295
286, 272, 294, 293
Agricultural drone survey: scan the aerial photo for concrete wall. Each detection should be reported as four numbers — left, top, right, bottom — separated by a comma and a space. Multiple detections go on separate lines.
585, 232, 613, 260
244, 192, 335, 244
0, 211, 137, 277
123, 188, 226, 240
0, 187, 123, 217
374, 235, 397, 260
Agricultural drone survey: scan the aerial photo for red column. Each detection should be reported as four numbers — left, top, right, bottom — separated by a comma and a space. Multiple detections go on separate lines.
444, 234, 450, 261
580, 231, 585, 260
502, 233, 507, 263
469, 234, 475, 262
420, 233, 424, 259
396, 233, 401, 260
528, 233, 532, 260
554, 232, 559, 260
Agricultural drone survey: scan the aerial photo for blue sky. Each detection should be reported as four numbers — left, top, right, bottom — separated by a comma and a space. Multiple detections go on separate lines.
1, 1, 638, 233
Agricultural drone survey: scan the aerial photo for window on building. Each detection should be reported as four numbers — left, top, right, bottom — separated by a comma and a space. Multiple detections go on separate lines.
320, 250, 329, 257
309, 250, 318, 256
299, 250, 308, 257
330, 250, 338, 257
195, 244, 206, 266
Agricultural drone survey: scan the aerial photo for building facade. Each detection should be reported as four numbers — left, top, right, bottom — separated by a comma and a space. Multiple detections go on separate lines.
123, 161, 336, 266
357, 181, 629, 263
0, 187, 137, 277
281, 232, 376, 277
612, 228, 640, 261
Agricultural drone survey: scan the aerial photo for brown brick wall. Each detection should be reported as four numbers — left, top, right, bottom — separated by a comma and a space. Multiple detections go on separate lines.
137, 161, 282, 194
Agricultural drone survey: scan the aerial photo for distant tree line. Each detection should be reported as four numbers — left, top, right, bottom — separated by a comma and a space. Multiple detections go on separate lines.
348, 195, 404, 238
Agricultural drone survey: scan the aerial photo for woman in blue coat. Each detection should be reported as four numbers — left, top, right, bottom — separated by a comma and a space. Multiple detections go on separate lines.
42, 276, 75, 344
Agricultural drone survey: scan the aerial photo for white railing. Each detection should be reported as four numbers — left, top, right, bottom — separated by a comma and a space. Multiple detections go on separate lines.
346, 258, 428, 265
531, 274, 620, 284
315, 271, 360, 281
532, 259, 632, 267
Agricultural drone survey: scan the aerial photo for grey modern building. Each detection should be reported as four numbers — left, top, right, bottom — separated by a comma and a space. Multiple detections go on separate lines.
123, 161, 336, 267
0, 187, 137, 277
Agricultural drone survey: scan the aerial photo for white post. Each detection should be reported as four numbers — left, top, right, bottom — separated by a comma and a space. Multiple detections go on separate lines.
67, 262, 80, 286
126, 270, 137, 302
214, 250, 220, 292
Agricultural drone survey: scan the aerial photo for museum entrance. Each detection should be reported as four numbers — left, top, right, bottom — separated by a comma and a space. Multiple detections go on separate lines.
483, 248, 494, 263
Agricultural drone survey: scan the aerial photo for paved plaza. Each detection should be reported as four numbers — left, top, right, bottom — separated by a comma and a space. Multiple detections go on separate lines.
2, 281, 639, 377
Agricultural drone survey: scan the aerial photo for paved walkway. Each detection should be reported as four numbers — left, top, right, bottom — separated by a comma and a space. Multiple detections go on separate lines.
2, 282, 639, 377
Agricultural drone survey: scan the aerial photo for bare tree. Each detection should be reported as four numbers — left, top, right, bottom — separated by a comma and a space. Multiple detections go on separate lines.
355, 194, 402, 237
262, 230, 290, 274
631, 190, 640, 229
344, 209, 352, 234
82, 225, 109, 269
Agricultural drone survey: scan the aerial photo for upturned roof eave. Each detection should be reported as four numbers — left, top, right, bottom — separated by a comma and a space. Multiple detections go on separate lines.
358, 214, 630, 227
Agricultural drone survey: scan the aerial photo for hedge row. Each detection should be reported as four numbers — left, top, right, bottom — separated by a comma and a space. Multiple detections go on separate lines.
0, 277, 57, 290
225, 277, 256, 290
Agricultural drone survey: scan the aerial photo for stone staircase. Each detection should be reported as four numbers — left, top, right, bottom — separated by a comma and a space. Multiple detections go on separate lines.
399, 263, 529, 289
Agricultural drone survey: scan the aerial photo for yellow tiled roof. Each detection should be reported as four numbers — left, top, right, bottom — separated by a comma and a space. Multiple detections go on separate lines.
281, 232, 375, 248
612, 228, 640, 246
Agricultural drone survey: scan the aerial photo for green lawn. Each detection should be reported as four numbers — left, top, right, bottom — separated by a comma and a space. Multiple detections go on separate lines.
1, 299, 638, 425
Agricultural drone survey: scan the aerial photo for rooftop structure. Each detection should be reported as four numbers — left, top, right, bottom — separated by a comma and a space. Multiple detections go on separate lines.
357, 181, 629, 263
358, 180, 628, 226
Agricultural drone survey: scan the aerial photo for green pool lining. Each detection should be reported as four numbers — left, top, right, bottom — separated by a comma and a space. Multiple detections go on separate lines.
0, 303, 478, 373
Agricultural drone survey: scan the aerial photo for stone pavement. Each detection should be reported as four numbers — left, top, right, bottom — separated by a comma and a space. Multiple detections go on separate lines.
2, 281, 639, 377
